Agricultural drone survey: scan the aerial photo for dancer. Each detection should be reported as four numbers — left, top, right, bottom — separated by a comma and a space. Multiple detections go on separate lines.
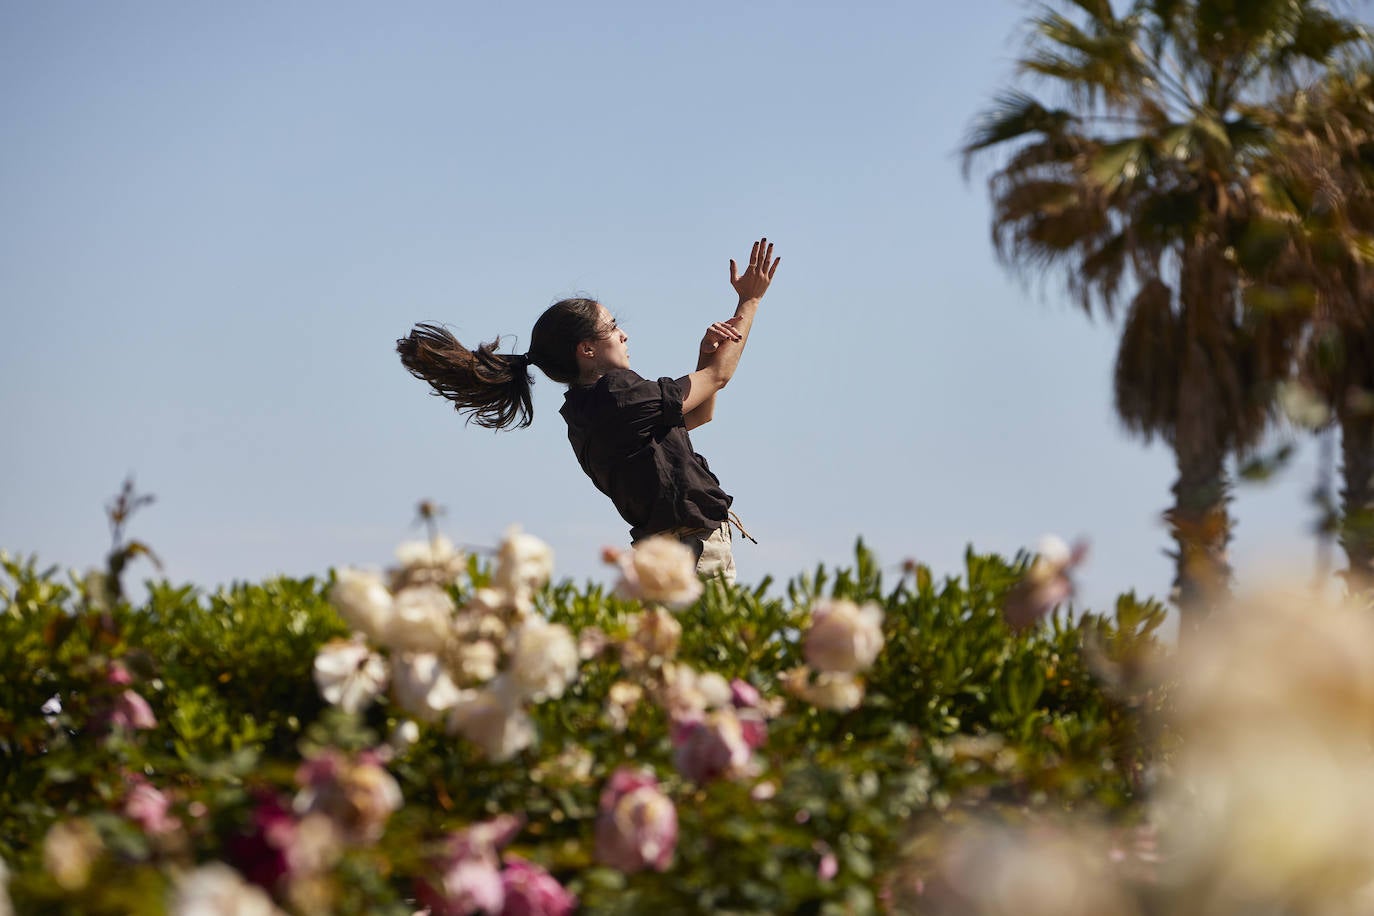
397, 237, 780, 581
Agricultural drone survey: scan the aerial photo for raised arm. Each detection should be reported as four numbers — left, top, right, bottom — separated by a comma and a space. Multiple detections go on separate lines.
679, 237, 781, 418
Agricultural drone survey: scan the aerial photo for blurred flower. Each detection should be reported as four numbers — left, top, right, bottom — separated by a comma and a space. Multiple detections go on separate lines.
816, 841, 838, 881
605, 681, 644, 732
0, 855, 11, 916
672, 708, 757, 784
393, 652, 464, 722
493, 526, 554, 606
615, 536, 703, 607
621, 608, 682, 669
1153, 586, 1374, 908
124, 776, 181, 837
391, 535, 466, 591
908, 821, 1138, 916
330, 568, 394, 643
313, 637, 389, 714
785, 668, 866, 712
420, 815, 522, 916
696, 671, 732, 709
390, 719, 422, 755
508, 617, 579, 702
169, 862, 285, 916
595, 768, 678, 874
294, 750, 402, 845
385, 585, 456, 654
730, 678, 762, 709
226, 793, 296, 892
1003, 536, 1087, 631
447, 681, 535, 762
804, 599, 885, 674
110, 688, 158, 731
499, 857, 575, 916
445, 638, 500, 684
43, 818, 102, 891
577, 625, 608, 660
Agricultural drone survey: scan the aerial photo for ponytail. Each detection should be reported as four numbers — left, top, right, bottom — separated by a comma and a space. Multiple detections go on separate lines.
397, 298, 607, 430
396, 324, 534, 429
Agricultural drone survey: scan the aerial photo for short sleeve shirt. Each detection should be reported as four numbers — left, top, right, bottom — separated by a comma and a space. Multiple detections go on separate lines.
560, 369, 732, 542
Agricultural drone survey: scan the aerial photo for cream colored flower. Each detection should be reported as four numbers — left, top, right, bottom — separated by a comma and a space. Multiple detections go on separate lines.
621, 607, 682, 669
447, 681, 536, 762
508, 617, 579, 702
696, 671, 733, 709
493, 526, 554, 601
0, 855, 12, 916
785, 669, 865, 712
803, 599, 885, 674
313, 637, 388, 714
390, 535, 466, 591
169, 862, 285, 916
445, 638, 500, 684
329, 568, 394, 643
605, 681, 644, 732
43, 818, 102, 892
382, 584, 455, 654
616, 536, 703, 607
392, 652, 464, 722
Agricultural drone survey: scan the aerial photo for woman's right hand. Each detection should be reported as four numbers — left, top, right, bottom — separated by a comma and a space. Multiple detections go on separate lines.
729, 237, 781, 302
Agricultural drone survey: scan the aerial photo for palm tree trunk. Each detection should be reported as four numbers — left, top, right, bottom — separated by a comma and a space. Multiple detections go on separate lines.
1340, 410, 1374, 593
1166, 434, 1232, 635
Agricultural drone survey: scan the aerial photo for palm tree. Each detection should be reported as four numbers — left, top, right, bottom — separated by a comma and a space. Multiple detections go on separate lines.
963, 0, 1368, 630
1259, 58, 1374, 590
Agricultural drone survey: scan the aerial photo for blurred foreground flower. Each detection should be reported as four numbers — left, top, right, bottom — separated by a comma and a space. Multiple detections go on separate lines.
1003, 536, 1087, 631
493, 526, 554, 608
1153, 585, 1374, 910
447, 680, 536, 762
42, 818, 102, 892
613, 537, 703, 607
499, 856, 575, 916
803, 598, 884, 674
594, 768, 678, 874
672, 708, 758, 784
507, 617, 579, 702
170, 862, 285, 916
312, 637, 389, 715
784, 668, 866, 712
419, 814, 522, 916
294, 750, 401, 845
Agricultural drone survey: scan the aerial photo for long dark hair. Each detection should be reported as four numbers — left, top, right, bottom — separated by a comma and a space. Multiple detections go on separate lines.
396, 297, 605, 429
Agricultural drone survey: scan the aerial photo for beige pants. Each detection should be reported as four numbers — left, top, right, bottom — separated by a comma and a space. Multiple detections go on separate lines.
684, 521, 736, 584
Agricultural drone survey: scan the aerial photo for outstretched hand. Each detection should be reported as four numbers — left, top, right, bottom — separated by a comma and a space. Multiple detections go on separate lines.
699, 317, 743, 356
729, 237, 781, 302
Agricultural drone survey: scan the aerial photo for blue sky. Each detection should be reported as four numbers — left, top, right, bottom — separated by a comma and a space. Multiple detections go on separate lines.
0, 1, 1345, 624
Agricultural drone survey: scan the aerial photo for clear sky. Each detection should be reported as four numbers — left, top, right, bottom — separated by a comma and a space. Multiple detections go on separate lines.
0, 1, 1350, 625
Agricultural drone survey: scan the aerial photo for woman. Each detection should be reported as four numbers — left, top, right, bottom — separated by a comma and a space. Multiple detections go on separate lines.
396, 238, 780, 582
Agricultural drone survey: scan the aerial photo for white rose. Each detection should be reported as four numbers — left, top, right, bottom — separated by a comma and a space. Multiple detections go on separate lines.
329, 568, 394, 643
390, 535, 467, 591
508, 618, 579, 702
313, 637, 389, 714
617, 536, 703, 607
170, 862, 284, 916
696, 671, 733, 709
446, 638, 500, 683
803, 599, 885, 674
493, 526, 554, 599
395, 535, 461, 569
392, 653, 464, 722
447, 680, 536, 762
382, 585, 454, 653
803, 672, 866, 712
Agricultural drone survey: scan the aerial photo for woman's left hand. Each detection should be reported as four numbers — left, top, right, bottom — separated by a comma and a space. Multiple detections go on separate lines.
699, 318, 743, 355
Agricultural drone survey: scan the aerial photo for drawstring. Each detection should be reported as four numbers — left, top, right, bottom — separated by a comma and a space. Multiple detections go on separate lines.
727, 510, 758, 545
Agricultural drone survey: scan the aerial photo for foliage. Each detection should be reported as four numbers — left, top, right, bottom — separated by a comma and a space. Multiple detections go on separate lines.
0, 538, 1165, 915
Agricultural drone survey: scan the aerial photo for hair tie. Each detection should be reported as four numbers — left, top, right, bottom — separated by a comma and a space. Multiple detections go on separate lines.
514, 352, 533, 372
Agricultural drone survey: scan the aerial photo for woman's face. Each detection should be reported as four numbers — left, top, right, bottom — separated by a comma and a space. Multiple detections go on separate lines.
584, 303, 630, 371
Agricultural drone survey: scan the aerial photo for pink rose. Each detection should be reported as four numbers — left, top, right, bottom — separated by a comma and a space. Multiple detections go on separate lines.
419, 814, 523, 916
594, 768, 677, 874
110, 689, 157, 730
499, 857, 575, 916
672, 709, 755, 784
123, 778, 180, 836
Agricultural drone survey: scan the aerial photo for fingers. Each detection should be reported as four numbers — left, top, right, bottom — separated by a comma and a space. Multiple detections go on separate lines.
749, 240, 760, 269
710, 321, 742, 340
768, 256, 781, 279
729, 259, 738, 284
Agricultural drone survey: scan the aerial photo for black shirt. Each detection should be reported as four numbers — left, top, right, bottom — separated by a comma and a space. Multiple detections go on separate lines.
560, 369, 732, 542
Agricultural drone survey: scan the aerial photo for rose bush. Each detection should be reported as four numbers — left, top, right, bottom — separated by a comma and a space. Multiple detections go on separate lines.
0, 532, 1168, 914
